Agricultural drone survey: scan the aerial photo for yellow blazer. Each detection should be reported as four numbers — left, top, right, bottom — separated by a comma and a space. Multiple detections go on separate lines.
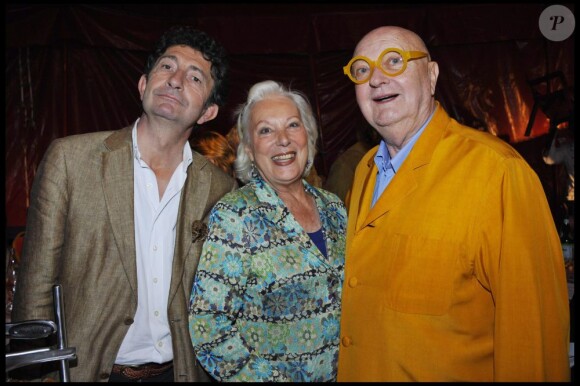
337, 104, 570, 381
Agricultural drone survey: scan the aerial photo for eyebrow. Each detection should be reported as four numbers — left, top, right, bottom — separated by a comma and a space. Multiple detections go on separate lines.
157, 54, 208, 81
255, 115, 302, 126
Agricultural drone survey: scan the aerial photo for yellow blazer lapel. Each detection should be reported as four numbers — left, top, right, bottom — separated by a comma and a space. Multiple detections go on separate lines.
350, 147, 417, 232
362, 166, 418, 228
355, 103, 450, 231
352, 155, 378, 232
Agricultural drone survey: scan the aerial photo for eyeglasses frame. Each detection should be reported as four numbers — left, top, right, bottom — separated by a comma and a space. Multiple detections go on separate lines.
343, 48, 428, 84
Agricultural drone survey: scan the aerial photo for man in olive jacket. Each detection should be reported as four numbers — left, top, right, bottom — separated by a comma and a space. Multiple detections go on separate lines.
12, 26, 237, 382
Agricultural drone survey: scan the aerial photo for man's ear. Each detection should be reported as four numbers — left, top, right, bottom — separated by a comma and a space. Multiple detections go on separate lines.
197, 104, 219, 125
428, 61, 439, 96
138, 74, 147, 100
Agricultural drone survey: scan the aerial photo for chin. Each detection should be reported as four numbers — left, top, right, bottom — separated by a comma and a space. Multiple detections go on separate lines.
373, 111, 399, 128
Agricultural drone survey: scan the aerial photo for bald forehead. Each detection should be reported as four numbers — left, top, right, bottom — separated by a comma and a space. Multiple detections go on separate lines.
355, 26, 427, 55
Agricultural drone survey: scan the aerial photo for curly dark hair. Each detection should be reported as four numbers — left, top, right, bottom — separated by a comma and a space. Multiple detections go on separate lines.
144, 25, 229, 108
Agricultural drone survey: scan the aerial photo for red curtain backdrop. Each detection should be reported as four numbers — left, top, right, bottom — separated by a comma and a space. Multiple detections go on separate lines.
6, 4, 574, 229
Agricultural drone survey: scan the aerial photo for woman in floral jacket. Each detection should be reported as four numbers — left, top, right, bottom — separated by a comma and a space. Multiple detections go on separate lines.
188, 80, 347, 382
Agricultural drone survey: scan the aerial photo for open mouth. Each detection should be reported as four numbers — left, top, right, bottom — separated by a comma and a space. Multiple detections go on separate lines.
374, 93, 398, 102
272, 152, 296, 162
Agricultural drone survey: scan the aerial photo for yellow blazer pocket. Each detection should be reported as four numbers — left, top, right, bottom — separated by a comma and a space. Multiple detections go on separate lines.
382, 233, 460, 315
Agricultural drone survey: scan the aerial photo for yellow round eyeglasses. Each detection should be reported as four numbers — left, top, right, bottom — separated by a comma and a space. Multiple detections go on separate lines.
343, 47, 428, 84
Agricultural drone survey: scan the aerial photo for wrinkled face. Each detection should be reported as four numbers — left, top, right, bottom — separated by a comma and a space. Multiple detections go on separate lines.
139, 44, 218, 129
353, 27, 438, 137
246, 96, 309, 190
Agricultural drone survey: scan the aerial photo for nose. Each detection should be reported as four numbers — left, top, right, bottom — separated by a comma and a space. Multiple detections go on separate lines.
167, 71, 183, 90
368, 66, 390, 88
276, 130, 290, 146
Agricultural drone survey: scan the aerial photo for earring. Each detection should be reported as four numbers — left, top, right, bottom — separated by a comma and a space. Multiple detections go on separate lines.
251, 162, 260, 179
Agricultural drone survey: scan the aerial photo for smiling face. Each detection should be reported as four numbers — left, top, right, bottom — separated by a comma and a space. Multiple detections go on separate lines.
353, 26, 439, 145
138, 44, 218, 131
246, 95, 309, 191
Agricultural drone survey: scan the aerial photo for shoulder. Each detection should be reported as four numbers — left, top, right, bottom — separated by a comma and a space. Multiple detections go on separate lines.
51, 130, 117, 148
431, 104, 522, 163
449, 123, 521, 160
440, 121, 539, 186
308, 185, 347, 217
207, 183, 266, 230
311, 186, 344, 205
428, 106, 519, 162
43, 130, 120, 162
214, 182, 260, 210
192, 152, 237, 186
48, 125, 132, 154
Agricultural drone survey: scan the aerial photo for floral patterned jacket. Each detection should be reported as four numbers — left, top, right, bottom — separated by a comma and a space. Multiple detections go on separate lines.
188, 176, 347, 381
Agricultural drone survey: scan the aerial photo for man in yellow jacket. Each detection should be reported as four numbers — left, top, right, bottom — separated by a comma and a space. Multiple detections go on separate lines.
337, 26, 570, 382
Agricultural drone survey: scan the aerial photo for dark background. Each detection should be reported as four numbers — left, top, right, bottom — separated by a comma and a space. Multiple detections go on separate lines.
5, 3, 574, 236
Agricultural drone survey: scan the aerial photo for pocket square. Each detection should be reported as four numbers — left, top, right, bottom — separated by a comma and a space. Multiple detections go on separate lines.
191, 220, 208, 243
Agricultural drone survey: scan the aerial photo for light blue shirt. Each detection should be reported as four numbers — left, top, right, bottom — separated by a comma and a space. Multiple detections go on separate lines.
371, 111, 435, 207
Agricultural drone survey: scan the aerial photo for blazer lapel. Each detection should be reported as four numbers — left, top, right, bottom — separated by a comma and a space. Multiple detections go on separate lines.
353, 156, 378, 232
358, 103, 449, 230
361, 164, 418, 228
169, 154, 212, 304
102, 127, 138, 295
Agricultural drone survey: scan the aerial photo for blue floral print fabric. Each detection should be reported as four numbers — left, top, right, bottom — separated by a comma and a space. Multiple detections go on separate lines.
189, 176, 346, 381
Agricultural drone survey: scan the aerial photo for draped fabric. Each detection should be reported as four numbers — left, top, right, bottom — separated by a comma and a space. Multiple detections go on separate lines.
5, 4, 574, 228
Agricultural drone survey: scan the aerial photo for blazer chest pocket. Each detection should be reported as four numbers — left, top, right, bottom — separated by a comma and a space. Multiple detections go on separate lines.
382, 234, 460, 316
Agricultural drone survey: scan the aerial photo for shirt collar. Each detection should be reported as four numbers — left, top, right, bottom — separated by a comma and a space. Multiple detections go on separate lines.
373, 109, 435, 173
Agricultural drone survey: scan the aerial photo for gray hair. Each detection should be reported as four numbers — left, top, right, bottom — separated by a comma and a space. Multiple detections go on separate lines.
234, 80, 318, 184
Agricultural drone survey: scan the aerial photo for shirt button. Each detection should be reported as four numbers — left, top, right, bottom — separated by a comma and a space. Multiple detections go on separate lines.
342, 336, 352, 347
154, 311, 159, 317
153, 245, 157, 251
348, 277, 358, 288
153, 277, 158, 284
158, 341, 163, 347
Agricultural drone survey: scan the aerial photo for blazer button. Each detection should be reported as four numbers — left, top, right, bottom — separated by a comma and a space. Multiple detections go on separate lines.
124, 318, 134, 325
100, 372, 110, 379
341, 336, 352, 347
348, 277, 358, 288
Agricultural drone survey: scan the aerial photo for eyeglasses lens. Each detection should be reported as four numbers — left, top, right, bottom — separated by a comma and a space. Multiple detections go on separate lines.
350, 59, 371, 83
380, 50, 405, 75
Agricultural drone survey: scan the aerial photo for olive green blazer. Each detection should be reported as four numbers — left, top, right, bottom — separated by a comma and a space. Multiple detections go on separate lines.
12, 125, 237, 382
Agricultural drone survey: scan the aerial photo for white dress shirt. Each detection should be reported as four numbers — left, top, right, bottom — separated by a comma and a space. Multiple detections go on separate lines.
115, 120, 192, 365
